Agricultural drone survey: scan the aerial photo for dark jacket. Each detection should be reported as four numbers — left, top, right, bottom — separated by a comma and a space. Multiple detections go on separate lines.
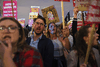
72, 18, 77, 45
26, 34, 54, 67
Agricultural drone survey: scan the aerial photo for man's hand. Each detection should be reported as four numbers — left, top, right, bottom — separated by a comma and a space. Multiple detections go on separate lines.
63, 26, 69, 37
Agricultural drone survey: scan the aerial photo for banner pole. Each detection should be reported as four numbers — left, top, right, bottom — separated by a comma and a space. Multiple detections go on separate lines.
84, 23, 95, 64
61, 1, 65, 29
11, 0, 14, 18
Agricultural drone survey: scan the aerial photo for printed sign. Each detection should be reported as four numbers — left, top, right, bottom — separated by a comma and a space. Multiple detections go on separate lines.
54, 0, 70, 2
41, 5, 60, 24
28, 19, 33, 27
73, 0, 75, 7
3, 1, 17, 19
18, 18, 25, 28
29, 6, 40, 19
75, 0, 89, 11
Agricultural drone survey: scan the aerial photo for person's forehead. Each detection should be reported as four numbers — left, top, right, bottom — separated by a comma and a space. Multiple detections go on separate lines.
0, 19, 18, 27
50, 23, 55, 25
35, 18, 44, 23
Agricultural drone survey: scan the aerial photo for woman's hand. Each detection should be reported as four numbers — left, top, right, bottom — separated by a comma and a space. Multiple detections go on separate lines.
0, 41, 5, 60
0, 39, 12, 60
0, 39, 16, 67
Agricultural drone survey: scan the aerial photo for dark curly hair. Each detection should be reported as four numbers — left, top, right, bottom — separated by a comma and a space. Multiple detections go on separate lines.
34, 15, 46, 25
73, 25, 97, 66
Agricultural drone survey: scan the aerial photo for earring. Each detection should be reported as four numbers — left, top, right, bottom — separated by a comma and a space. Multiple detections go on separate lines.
86, 42, 88, 44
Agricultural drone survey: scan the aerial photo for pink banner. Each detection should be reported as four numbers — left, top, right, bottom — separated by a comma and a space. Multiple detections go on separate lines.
3, 1, 17, 19
28, 19, 33, 27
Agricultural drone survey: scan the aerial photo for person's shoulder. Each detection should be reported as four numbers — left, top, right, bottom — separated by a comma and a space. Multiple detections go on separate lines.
93, 47, 99, 54
68, 35, 73, 38
69, 50, 77, 56
42, 35, 52, 41
23, 46, 41, 56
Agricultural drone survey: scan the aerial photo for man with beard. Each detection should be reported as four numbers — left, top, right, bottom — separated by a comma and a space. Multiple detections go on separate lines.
26, 15, 54, 67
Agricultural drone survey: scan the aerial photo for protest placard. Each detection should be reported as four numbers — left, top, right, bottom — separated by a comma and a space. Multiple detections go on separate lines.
75, 0, 89, 11
3, 1, 17, 19
41, 5, 59, 24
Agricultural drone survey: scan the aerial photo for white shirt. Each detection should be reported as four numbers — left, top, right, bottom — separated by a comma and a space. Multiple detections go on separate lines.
68, 35, 73, 48
52, 38, 63, 57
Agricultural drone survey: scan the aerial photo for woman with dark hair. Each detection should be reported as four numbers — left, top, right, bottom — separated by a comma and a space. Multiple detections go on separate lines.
23, 28, 29, 40
67, 26, 100, 67
47, 22, 72, 67
0, 17, 43, 67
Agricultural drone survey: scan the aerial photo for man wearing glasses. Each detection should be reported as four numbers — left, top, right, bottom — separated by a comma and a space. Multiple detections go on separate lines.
27, 15, 54, 67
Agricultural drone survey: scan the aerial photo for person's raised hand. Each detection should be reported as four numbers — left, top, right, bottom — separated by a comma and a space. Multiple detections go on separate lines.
73, 6, 79, 18
63, 26, 69, 37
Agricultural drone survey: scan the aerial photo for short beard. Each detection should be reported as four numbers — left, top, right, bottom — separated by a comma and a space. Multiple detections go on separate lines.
34, 31, 43, 35
35, 32, 43, 35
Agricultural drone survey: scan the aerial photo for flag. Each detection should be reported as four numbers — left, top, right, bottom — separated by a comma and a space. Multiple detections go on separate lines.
65, 11, 70, 23
73, 0, 75, 7
54, 0, 70, 2
86, 0, 100, 24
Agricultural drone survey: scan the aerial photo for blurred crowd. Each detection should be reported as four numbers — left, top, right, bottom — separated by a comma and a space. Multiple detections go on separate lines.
0, 7, 100, 67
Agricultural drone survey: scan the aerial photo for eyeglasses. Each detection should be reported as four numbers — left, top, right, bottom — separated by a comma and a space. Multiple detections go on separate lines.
0, 26, 20, 33
35, 22, 45, 26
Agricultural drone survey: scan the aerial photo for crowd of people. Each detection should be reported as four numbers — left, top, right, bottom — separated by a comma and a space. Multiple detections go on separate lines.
0, 7, 100, 67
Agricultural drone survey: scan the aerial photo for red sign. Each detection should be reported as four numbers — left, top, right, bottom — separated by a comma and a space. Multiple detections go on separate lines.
86, 0, 100, 24
73, 0, 75, 7
5, 0, 17, 1
3, 1, 17, 19
54, 0, 70, 2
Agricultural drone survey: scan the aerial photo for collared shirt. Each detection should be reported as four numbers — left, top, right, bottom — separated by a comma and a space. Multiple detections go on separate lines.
30, 34, 43, 49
